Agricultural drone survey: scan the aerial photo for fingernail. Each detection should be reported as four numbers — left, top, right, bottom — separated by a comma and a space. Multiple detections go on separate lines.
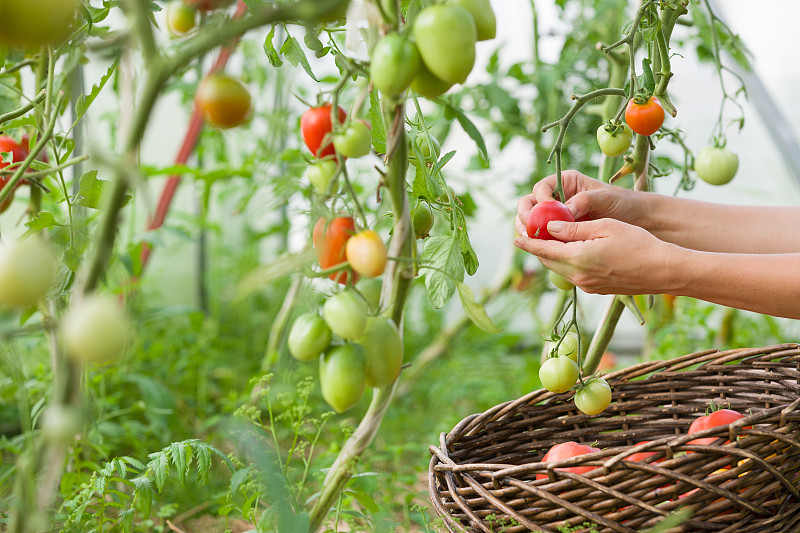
566, 204, 578, 216
548, 221, 564, 233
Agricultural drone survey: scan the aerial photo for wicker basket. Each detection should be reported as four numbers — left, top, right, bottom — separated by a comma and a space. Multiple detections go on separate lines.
428, 344, 800, 533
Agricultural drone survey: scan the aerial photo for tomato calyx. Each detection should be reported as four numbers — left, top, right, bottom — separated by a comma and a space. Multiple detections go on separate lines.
601, 119, 627, 136
630, 90, 654, 106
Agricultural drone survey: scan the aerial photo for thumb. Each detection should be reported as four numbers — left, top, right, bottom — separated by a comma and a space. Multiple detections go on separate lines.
565, 191, 596, 220
547, 219, 601, 242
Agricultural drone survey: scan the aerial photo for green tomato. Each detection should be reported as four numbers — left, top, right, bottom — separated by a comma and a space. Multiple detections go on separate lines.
356, 278, 382, 313
449, 0, 496, 41
61, 294, 129, 364
415, 132, 441, 161
371, 33, 421, 97
287, 313, 332, 362
0, 238, 57, 308
548, 270, 574, 291
412, 5, 477, 85
574, 378, 612, 415
166, 1, 197, 36
323, 291, 368, 340
596, 122, 633, 157
41, 404, 81, 444
539, 356, 579, 394
413, 202, 434, 239
357, 317, 403, 388
319, 344, 366, 413
556, 331, 580, 362
411, 61, 454, 99
694, 146, 739, 185
333, 121, 372, 158
305, 160, 337, 194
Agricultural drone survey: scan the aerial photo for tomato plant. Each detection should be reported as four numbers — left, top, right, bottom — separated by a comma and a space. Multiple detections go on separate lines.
60, 294, 129, 363
535, 441, 601, 480
688, 408, 747, 446
301, 104, 347, 159
333, 120, 372, 159
358, 317, 403, 388
345, 230, 387, 278
313, 216, 358, 285
413, 202, 434, 239
166, 2, 197, 36
624, 95, 665, 136
694, 146, 739, 185
548, 270, 575, 291
574, 378, 612, 415
319, 344, 366, 413
195, 74, 252, 129
414, 131, 441, 161
556, 331, 580, 362
305, 160, 337, 194
596, 121, 633, 157
526, 200, 575, 240
0, 238, 56, 308
539, 355, 579, 393
322, 291, 368, 340
287, 313, 332, 362
370, 33, 421, 97
412, 5, 477, 85
450, 0, 496, 41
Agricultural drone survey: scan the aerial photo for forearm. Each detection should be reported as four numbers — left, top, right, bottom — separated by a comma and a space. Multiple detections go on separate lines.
665, 247, 800, 319
640, 193, 800, 254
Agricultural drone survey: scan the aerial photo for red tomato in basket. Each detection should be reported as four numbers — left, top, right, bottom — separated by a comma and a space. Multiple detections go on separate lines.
626, 441, 660, 463
536, 441, 600, 480
688, 409, 747, 446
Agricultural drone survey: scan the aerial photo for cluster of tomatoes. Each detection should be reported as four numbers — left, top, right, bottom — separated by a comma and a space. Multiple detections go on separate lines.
596, 94, 739, 186
372, 0, 495, 100
538, 407, 747, 479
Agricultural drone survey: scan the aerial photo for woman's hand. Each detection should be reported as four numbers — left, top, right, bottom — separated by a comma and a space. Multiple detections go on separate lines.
515, 170, 647, 237
514, 217, 680, 295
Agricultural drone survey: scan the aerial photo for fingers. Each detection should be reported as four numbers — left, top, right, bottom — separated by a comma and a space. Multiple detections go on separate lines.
513, 235, 569, 262
516, 194, 535, 232
548, 219, 611, 242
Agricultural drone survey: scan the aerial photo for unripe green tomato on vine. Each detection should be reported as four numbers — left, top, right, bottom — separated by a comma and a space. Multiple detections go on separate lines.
556, 331, 581, 362
357, 317, 403, 388
333, 121, 372, 159
412, 5, 477, 85
0, 0, 80, 48
694, 146, 739, 186
323, 291, 368, 340
371, 33, 421, 97
41, 405, 81, 444
449, 0, 496, 41
411, 62, 454, 99
539, 355, 579, 394
415, 133, 441, 161
319, 344, 366, 413
288, 313, 332, 362
195, 74, 252, 129
166, 2, 197, 36
305, 160, 337, 194
0, 238, 57, 309
574, 378, 612, 415
413, 203, 434, 239
596, 122, 633, 157
61, 294, 130, 364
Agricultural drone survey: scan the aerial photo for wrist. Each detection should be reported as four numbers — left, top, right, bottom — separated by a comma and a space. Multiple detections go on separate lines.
659, 243, 693, 295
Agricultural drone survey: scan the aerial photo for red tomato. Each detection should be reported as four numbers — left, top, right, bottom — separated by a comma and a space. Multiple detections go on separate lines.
626, 441, 658, 462
313, 217, 359, 285
536, 441, 600, 481
624, 96, 664, 136
688, 409, 748, 446
0, 136, 30, 212
301, 104, 346, 159
184, 0, 233, 11
526, 200, 575, 240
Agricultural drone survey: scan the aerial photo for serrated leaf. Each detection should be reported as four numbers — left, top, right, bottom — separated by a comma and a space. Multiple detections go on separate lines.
456, 282, 500, 333
152, 452, 169, 492
368, 90, 386, 154
264, 25, 283, 67
641, 58, 655, 95
196, 443, 212, 485
77, 59, 119, 119
76, 170, 105, 209
411, 162, 441, 200
280, 35, 317, 81
24, 211, 63, 233
421, 235, 464, 308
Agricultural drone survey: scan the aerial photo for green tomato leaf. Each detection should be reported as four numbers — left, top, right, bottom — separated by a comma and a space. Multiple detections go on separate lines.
345, 488, 380, 513
421, 235, 464, 309
442, 103, 488, 161
641, 58, 655, 95
412, 161, 443, 200
77, 58, 119, 119
368, 90, 386, 154
280, 34, 317, 82
456, 282, 500, 333
24, 211, 64, 233
264, 25, 283, 67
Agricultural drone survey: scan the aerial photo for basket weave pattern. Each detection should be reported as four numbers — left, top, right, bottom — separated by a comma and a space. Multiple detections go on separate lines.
428, 344, 800, 532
